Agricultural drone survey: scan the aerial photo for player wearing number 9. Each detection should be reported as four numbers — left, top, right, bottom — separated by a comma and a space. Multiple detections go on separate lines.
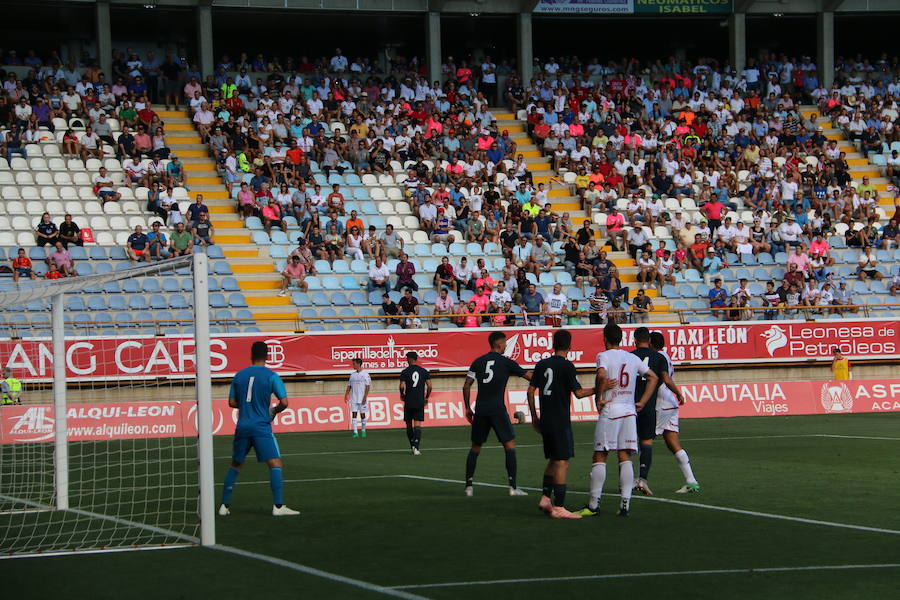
462, 331, 533, 497
527, 329, 595, 519
399, 351, 432, 455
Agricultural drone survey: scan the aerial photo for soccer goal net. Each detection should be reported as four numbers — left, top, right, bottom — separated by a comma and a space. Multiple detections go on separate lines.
0, 253, 215, 558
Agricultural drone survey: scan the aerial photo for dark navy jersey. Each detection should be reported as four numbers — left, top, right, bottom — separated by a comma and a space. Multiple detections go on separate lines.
399, 365, 430, 409
467, 351, 526, 416
532, 354, 581, 430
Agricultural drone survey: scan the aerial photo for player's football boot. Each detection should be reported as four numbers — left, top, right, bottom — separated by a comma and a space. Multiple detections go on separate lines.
675, 483, 701, 494
509, 487, 528, 496
550, 506, 583, 519
575, 506, 599, 517
272, 505, 300, 516
218, 504, 230, 516
617, 502, 629, 517
352, 431, 359, 438
635, 478, 654, 496
538, 495, 552, 514
464, 485, 474, 497
412, 447, 421, 456
361, 430, 367, 438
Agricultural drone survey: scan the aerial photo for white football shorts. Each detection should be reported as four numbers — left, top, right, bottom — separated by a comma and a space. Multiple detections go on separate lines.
594, 415, 638, 453
655, 406, 679, 435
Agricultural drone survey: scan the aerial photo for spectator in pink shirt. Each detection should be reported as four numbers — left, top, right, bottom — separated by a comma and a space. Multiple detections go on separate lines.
787, 245, 810, 275
605, 207, 626, 251
261, 198, 286, 234
808, 234, 834, 266
433, 288, 455, 322
47, 241, 78, 277
237, 182, 256, 219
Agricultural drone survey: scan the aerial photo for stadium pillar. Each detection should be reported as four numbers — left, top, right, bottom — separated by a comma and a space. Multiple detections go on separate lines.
518, 12, 533, 86
95, 0, 112, 80
817, 11, 835, 90
197, 1, 214, 79
427, 12, 442, 84
729, 13, 746, 74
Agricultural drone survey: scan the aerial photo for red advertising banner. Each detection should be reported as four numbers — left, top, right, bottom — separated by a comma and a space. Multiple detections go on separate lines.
2, 380, 899, 444
1, 319, 898, 381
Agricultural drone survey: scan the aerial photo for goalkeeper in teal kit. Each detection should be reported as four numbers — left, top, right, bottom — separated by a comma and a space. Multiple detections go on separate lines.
219, 341, 299, 517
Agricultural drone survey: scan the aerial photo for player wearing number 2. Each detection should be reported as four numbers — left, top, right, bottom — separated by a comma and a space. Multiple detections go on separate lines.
399, 351, 432, 455
578, 323, 657, 517
462, 331, 532, 497
219, 341, 299, 517
527, 329, 595, 519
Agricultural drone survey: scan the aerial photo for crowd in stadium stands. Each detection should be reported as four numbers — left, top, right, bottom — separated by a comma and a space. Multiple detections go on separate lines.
2, 47, 900, 325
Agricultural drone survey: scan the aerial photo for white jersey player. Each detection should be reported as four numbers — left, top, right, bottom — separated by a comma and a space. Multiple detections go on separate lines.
578, 323, 657, 518
344, 358, 371, 438
650, 332, 700, 493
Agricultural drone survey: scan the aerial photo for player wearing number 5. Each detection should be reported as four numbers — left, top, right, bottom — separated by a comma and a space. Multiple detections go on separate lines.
578, 323, 657, 517
527, 329, 595, 519
399, 351, 432, 455
462, 331, 532, 497
219, 341, 299, 517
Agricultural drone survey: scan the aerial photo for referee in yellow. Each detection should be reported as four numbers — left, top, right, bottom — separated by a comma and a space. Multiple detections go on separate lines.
831, 347, 851, 381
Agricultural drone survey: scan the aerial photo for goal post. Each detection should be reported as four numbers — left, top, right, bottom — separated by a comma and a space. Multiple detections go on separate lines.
0, 252, 215, 557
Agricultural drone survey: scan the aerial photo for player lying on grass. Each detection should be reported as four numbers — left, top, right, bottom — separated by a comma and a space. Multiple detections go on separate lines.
631, 326, 684, 496
650, 331, 700, 494
219, 341, 299, 517
345, 358, 371, 438
579, 323, 657, 517
399, 351, 432, 455
462, 331, 532, 497
527, 329, 596, 519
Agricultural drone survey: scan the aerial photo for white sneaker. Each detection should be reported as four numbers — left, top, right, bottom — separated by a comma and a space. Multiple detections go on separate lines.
277, 290, 287, 297
272, 505, 300, 516
464, 486, 474, 497
412, 447, 421, 456
218, 504, 230, 516
509, 487, 528, 497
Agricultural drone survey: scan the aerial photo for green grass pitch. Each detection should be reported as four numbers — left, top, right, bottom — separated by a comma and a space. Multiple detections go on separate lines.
3, 412, 899, 599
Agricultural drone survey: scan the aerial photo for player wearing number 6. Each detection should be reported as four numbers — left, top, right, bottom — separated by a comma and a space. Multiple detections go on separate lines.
527, 329, 595, 519
578, 323, 657, 518
219, 341, 299, 517
462, 331, 532, 497
399, 351, 432, 455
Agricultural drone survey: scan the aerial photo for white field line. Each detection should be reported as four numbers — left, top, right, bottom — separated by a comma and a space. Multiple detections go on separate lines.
224, 473, 900, 537
389, 563, 900, 590
214, 433, 844, 460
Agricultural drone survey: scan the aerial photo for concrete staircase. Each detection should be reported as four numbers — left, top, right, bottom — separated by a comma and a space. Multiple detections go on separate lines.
157, 108, 299, 330
493, 111, 674, 322
800, 105, 893, 203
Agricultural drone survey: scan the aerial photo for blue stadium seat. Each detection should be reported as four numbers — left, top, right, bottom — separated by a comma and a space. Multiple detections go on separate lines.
662, 284, 678, 298
207, 245, 225, 259
221, 277, 240, 291
78, 262, 94, 275
306, 276, 322, 290
228, 293, 248, 308
115, 312, 135, 326
149, 294, 168, 309
246, 217, 263, 230
323, 276, 341, 290
94, 262, 113, 275
677, 284, 694, 297
142, 279, 161, 293
292, 292, 310, 306
66, 297, 86, 311
300, 308, 318, 323
311, 292, 330, 307
209, 293, 228, 308
122, 279, 140, 294
252, 231, 271, 245
235, 309, 254, 325
87, 296, 108, 311
29, 247, 47, 260
70, 246, 88, 260
214, 262, 233, 275
129, 296, 149, 310
109, 247, 128, 260
108, 295, 127, 310
170, 294, 190, 309
332, 260, 351, 274
331, 292, 349, 306
162, 277, 180, 292
208, 277, 221, 292
349, 291, 367, 306
757, 252, 774, 265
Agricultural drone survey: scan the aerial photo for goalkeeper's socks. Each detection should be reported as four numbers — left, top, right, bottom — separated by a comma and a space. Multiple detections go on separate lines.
270, 467, 284, 507
542, 474, 553, 498
505, 448, 517, 489
413, 426, 422, 449
221, 467, 240, 506
465, 450, 480, 487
